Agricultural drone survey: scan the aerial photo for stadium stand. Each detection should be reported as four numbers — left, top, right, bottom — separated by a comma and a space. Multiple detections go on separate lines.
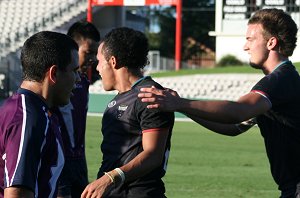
89, 74, 263, 100
0, 0, 96, 97
0, 0, 88, 60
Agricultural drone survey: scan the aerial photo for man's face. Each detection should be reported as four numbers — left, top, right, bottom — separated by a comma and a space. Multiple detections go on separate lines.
54, 49, 80, 106
78, 38, 99, 73
244, 24, 269, 69
96, 43, 116, 91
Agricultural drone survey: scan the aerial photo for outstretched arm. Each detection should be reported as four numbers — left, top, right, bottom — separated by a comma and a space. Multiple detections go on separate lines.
188, 114, 256, 136
138, 87, 270, 124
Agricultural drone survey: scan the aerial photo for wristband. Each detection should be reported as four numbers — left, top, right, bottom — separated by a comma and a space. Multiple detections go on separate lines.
114, 168, 126, 183
104, 172, 114, 183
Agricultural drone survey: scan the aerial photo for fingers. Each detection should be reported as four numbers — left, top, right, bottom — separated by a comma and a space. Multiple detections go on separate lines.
81, 184, 95, 198
140, 86, 163, 95
146, 104, 160, 109
81, 185, 89, 198
138, 92, 155, 99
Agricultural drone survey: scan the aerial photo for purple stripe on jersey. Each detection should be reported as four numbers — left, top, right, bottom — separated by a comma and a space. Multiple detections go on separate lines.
8, 94, 27, 186
0, 89, 65, 198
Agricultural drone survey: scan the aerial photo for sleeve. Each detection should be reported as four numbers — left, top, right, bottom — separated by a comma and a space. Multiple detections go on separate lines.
135, 94, 174, 132
251, 74, 275, 106
3, 111, 46, 192
251, 71, 295, 106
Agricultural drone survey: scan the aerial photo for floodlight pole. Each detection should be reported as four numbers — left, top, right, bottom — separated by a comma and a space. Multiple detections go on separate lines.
175, 0, 182, 71
87, 0, 93, 22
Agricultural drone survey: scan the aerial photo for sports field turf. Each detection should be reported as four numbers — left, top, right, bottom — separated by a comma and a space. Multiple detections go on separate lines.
85, 115, 278, 198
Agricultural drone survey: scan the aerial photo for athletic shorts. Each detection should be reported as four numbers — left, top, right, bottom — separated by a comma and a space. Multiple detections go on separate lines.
57, 158, 89, 198
103, 178, 167, 198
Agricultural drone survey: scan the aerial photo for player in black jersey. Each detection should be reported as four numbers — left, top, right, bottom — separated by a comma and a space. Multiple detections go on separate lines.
81, 27, 174, 198
139, 9, 300, 198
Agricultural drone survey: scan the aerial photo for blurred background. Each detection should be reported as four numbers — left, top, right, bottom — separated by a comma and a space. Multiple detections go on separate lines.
1, 0, 300, 103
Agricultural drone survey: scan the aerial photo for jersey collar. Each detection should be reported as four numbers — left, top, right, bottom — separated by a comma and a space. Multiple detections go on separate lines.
131, 76, 151, 88
271, 60, 290, 73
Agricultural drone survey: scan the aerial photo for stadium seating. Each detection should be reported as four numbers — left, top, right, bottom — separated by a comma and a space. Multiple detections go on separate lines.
0, 0, 87, 60
89, 74, 263, 100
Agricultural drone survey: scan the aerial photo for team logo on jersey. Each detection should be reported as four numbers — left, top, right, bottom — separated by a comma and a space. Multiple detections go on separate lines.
108, 100, 116, 108
117, 105, 128, 119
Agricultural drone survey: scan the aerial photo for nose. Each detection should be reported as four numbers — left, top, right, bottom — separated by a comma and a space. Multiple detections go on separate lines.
243, 41, 249, 51
96, 61, 101, 72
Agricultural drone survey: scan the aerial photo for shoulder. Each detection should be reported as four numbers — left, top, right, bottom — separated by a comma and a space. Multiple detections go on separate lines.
135, 76, 164, 90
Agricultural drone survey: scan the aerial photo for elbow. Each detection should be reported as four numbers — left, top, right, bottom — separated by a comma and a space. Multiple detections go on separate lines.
149, 152, 165, 168
225, 110, 251, 124
225, 115, 245, 124
228, 131, 242, 137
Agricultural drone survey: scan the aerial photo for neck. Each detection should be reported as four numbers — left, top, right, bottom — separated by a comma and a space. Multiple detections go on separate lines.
262, 53, 288, 75
115, 68, 143, 93
20, 80, 50, 106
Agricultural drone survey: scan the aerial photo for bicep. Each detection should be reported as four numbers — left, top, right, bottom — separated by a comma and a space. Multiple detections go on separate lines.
142, 129, 169, 154
237, 92, 271, 119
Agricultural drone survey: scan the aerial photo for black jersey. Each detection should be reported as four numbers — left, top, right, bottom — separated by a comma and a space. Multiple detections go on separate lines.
99, 76, 174, 197
251, 61, 300, 192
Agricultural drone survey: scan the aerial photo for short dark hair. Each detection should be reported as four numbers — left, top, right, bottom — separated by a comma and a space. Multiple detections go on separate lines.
248, 8, 298, 57
101, 27, 149, 70
21, 31, 78, 82
67, 21, 101, 42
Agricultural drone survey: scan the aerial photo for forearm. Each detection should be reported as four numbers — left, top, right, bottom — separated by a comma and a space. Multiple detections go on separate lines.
178, 98, 254, 124
117, 150, 163, 182
187, 114, 244, 136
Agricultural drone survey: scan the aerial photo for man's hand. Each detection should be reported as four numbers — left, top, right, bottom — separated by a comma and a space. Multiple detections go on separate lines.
138, 86, 180, 111
81, 174, 113, 198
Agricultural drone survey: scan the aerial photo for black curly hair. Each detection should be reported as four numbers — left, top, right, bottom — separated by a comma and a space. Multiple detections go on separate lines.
101, 27, 149, 72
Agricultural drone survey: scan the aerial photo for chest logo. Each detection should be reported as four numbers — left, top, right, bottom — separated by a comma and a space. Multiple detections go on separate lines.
117, 105, 128, 119
108, 100, 116, 108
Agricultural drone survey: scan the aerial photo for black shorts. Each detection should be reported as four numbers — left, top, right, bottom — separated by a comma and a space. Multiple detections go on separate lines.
103, 178, 167, 198
57, 158, 89, 198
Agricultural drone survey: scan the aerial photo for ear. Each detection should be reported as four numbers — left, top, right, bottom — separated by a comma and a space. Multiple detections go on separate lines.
267, 37, 278, 50
109, 56, 120, 69
48, 65, 58, 84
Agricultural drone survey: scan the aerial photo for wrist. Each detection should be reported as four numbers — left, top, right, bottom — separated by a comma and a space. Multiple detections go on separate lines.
114, 168, 125, 183
105, 168, 126, 185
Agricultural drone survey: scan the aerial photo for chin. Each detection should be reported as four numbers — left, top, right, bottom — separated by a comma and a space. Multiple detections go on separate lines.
249, 61, 262, 69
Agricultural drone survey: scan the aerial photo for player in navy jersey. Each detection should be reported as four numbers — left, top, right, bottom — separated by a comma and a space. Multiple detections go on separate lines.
0, 31, 79, 198
81, 27, 174, 198
51, 21, 100, 198
139, 9, 300, 198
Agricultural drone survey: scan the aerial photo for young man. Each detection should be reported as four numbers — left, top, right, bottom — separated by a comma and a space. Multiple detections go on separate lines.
52, 21, 100, 198
81, 27, 174, 198
139, 8, 300, 198
0, 31, 80, 197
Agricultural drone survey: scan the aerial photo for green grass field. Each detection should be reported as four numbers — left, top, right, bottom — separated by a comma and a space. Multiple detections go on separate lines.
85, 115, 279, 198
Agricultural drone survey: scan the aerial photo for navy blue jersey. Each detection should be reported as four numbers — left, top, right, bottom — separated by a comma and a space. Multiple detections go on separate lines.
0, 88, 64, 198
251, 61, 300, 191
52, 74, 90, 159
99, 76, 174, 197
